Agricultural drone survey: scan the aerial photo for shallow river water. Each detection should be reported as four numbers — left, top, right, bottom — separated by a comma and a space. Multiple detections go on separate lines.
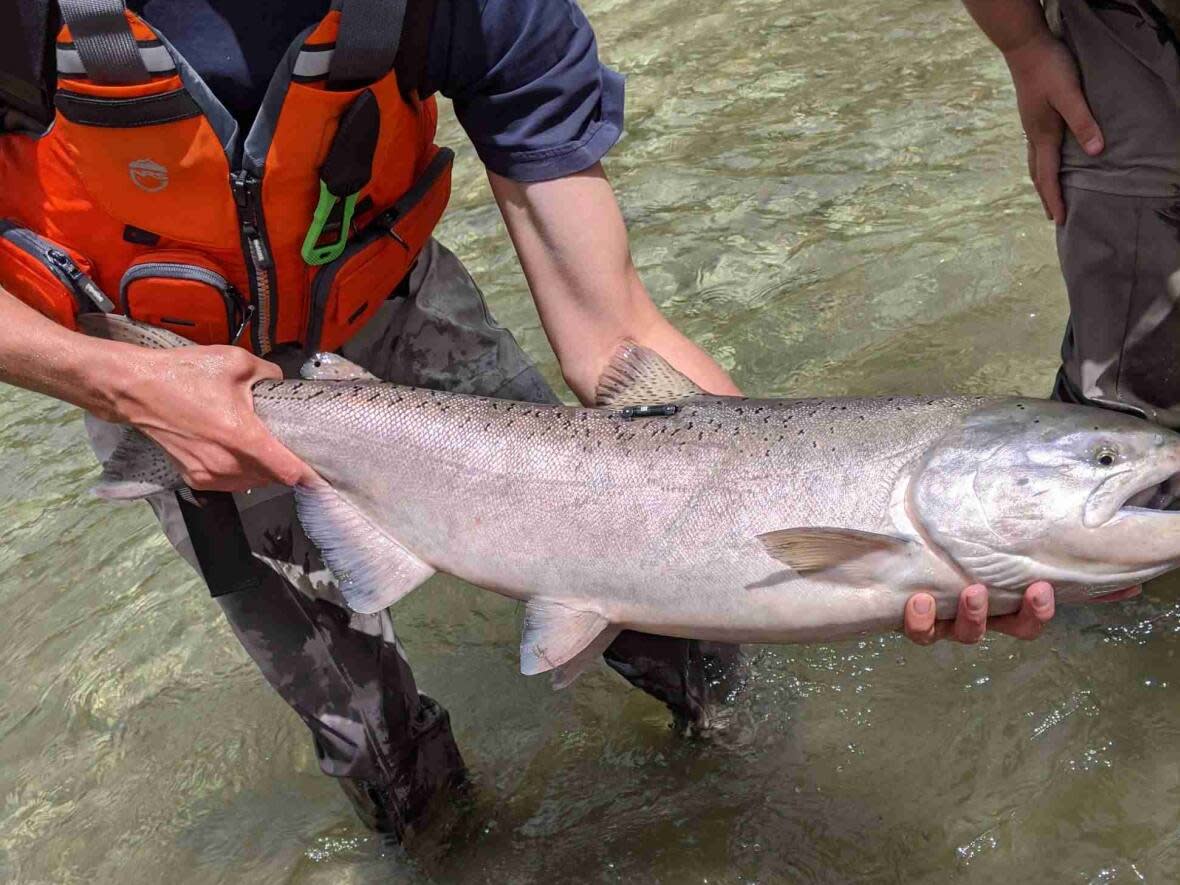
4, 0, 1180, 882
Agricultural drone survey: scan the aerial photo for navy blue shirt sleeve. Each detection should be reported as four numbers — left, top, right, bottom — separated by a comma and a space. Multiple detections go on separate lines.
424, 0, 625, 182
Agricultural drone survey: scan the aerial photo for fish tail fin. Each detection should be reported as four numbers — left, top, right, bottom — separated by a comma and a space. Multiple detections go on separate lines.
92, 426, 185, 500
77, 312, 192, 349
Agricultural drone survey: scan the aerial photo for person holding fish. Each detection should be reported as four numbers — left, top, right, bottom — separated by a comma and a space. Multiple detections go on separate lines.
0, 0, 1058, 839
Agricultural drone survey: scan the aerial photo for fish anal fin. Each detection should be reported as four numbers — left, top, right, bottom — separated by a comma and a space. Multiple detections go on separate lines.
520, 599, 609, 676
758, 527, 915, 586
294, 483, 435, 614
594, 340, 705, 408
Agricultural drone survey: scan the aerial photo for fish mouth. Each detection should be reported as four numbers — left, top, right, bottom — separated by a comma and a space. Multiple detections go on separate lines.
1118, 471, 1180, 515
1086, 466, 1180, 527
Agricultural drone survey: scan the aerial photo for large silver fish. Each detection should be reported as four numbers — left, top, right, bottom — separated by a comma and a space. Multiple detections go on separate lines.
86, 315, 1180, 686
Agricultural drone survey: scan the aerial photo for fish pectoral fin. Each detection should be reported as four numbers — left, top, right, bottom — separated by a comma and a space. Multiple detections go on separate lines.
92, 426, 184, 500
757, 527, 916, 585
551, 626, 622, 690
520, 599, 610, 677
294, 483, 435, 614
594, 340, 705, 408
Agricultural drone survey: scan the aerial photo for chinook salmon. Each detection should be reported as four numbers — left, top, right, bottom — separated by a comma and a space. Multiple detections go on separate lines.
85, 315, 1180, 686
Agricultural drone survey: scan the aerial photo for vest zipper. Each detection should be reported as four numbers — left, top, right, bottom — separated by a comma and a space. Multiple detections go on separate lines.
0, 222, 114, 312
230, 171, 276, 353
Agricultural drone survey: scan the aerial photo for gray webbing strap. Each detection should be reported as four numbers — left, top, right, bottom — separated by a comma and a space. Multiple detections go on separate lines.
57, 0, 149, 84
329, 0, 407, 85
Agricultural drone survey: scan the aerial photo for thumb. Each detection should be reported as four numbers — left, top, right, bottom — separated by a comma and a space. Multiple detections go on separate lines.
1052, 86, 1103, 155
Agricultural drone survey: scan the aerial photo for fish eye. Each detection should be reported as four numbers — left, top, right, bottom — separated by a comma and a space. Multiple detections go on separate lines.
1096, 447, 1118, 467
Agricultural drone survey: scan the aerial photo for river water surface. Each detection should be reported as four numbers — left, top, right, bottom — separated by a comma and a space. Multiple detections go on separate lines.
3, 0, 1179, 882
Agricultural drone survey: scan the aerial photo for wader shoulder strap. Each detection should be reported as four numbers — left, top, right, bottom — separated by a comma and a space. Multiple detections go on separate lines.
56, 0, 149, 84
176, 489, 265, 598
329, 0, 408, 86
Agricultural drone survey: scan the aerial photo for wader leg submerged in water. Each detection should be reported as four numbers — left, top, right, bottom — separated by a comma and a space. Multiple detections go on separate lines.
1050, 0, 1180, 423
89, 240, 743, 837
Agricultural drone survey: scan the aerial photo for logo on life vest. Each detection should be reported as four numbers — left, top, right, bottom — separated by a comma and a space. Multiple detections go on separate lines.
129, 159, 169, 193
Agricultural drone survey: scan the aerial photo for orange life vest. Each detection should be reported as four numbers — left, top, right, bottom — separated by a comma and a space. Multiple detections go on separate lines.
0, 0, 451, 355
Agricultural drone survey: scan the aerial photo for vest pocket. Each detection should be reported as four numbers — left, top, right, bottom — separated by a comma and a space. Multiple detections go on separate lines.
0, 220, 110, 329
121, 254, 246, 345
306, 148, 452, 353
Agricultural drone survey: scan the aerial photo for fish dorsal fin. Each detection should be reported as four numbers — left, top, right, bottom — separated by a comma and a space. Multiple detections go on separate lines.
300, 353, 380, 382
78, 313, 191, 349
595, 341, 705, 408
520, 599, 609, 676
294, 483, 435, 614
757, 527, 915, 586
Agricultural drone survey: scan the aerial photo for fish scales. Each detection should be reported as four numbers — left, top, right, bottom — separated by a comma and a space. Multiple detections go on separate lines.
256, 383, 999, 641
88, 316, 1180, 682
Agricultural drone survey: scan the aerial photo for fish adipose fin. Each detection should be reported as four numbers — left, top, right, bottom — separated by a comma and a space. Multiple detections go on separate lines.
300, 352, 380, 382
520, 598, 610, 677
758, 527, 916, 586
295, 483, 435, 614
93, 427, 185, 499
595, 340, 705, 407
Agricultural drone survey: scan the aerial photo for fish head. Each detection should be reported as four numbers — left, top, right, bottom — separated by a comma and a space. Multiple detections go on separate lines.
910, 399, 1180, 600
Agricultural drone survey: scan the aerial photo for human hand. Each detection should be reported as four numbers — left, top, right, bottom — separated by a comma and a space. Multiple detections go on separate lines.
110, 345, 316, 492
1003, 34, 1103, 224
903, 582, 1143, 645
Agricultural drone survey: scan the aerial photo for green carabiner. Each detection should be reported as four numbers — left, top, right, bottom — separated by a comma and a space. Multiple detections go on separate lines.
300, 89, 380, 267
301, 181, 359, 266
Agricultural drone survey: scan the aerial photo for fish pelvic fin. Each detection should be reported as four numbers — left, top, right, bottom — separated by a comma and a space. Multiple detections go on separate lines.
520, 598, 610, 678
757, 527, 916, 587
294, 483, 435, 614
77, 312, 191, 349
594, 340, 705, 408
551, 626, 622, 689
93, 426, 185, 499
300, 353, 380, 382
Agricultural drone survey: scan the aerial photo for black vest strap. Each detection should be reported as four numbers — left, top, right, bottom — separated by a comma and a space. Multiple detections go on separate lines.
330, 0, 407, 86
57, 0, 150, 84
176, 489, 266, 599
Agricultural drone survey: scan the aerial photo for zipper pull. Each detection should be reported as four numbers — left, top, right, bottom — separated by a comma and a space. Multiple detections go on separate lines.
47, 249, 114, 312
243, 224, 273, 270
231, 300, 255, 345
231, 172, 274, 270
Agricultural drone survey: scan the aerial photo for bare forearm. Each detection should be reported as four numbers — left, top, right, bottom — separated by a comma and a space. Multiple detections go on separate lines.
0, 288, 141, 419
0, 287, 310, 489
488, 165, 741, 401
962, 0, 1052, 53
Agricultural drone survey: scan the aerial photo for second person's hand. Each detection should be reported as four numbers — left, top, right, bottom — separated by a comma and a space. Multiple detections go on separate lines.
1003, 33, 1104, 224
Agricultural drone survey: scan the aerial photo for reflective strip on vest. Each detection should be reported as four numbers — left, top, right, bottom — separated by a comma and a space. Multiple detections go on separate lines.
292, 44, 335, 81
56, 40, 176, 78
